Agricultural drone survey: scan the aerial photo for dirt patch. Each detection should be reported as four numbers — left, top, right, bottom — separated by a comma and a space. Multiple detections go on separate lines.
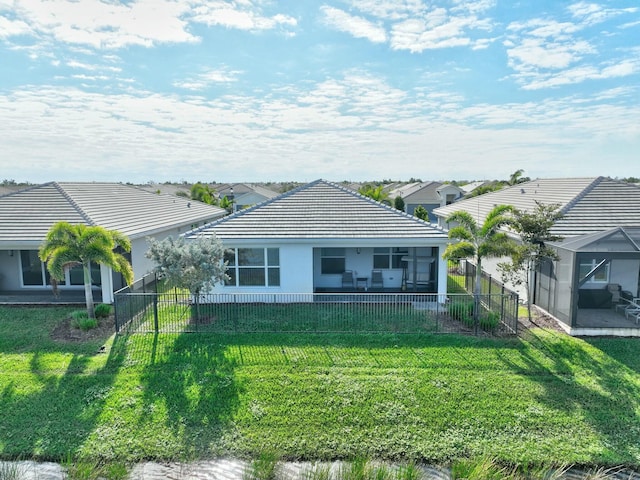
50, 314, 116, 342
518, 305, 566, 334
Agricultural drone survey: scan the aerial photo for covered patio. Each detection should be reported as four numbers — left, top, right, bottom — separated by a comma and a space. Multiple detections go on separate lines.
534, 227, 640, 336
0, 289, 101, 305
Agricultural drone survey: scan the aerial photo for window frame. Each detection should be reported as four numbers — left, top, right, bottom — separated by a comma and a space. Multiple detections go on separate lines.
19, 250, 102, 288
578, 259, 610, 285
225, 247, 280, 287
373, 247, 408, 270
320, 248, 346, 275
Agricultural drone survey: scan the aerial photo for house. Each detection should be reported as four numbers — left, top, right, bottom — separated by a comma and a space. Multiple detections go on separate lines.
185, 179, 450, 296
433, 177, 640, 335
215, 183, 280, 212
0, 182, 226, 303
387, 181, 464, 219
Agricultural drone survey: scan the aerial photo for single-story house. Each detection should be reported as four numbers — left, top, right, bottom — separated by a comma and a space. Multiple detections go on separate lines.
185, 179, 451, 296
215, 183, 280, 212
0, 182, 226, 303
387, 181, 464, 219
433, 177, 640, 336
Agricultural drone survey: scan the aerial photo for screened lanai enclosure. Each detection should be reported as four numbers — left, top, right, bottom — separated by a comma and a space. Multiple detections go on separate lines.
534, 227, 640, 335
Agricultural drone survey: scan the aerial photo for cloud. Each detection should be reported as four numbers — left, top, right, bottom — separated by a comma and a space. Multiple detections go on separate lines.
0, 0, 297, 51
568, 2, 638, 26
173, 68, 243, 90
0, 15, 31, 37
319, 1, 495, 52
1, 71, 638, 183
504, 4, 640, 89
320, 6, 387, 43
1, 0, 198, 49
190, 1, 297, 32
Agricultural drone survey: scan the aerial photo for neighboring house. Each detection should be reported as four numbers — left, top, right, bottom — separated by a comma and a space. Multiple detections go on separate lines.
0, 182, 226, 303
433, 177, 640, 335
459, 180, 491, 196
215, 183, 280, 212
185, 179, 450, 296
387, 181, 464, 219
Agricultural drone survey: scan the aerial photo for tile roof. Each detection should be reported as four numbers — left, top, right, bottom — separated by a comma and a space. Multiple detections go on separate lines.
432, 177, 640, 238
187, 179, 449, 241
0, 182, 226, 244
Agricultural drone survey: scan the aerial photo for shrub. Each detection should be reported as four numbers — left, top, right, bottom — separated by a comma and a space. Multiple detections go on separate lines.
449, 301, 474, 325
480, 311, 500, 331
94, 303, 112, 318
70, 310, 98, 331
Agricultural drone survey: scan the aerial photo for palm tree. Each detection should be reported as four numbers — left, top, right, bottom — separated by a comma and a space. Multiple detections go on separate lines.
39, 222, 134, 318
358, 184, 390, 205
443, 205, 516, 322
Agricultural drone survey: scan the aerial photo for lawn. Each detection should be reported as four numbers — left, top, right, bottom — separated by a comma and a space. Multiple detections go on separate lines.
1, 306, 640, 469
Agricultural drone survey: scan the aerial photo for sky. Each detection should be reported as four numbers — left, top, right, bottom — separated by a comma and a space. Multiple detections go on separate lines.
0, 1, 639, 184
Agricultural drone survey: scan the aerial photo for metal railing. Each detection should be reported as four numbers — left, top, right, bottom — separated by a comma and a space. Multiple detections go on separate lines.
114, 291, 518, 336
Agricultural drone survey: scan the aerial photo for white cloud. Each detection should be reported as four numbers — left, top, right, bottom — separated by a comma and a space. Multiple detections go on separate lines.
568, 2, 638, 26
190, 1, 297, 31
1, 75, 638, 183
1, 0, 297, 51
2, 0, 198, 48
0, 15, 31, 37
320, 6, 387, 43
505, 11, 640, 90
173, 68, 243, 90
319, 1, 495, 52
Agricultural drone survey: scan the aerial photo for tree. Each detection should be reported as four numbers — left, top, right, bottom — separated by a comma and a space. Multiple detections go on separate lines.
190, 182, 217, 205
146, 235, 229, 320
39, 222, 133, 319
498, 202, 563, 322
442, 205, 517, 323
393, 196, 405, 212
358, 184, 390, 205
414, 205, 429, 222
218, 195, 233, 213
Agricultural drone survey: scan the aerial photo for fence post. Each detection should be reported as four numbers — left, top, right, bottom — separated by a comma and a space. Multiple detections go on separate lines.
153, 294, 159, 333
114, 294, 120, 334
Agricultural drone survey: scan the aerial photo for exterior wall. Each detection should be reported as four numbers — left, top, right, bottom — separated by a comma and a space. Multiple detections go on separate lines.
406, 203, 439, 218
211, 243, 313, 294
476, 255, 529, 301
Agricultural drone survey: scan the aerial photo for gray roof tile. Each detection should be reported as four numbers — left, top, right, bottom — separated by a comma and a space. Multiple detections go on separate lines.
433, 177, 640, 238
188, 180, 449, 241
0, 182, 226, 244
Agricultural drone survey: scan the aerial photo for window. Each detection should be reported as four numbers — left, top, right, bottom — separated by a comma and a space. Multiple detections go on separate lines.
579, 259, 610, 284
373, 247, 407, 269
19, 250, 101, 287
321, 248, 345, 274
225, 248, 280, 287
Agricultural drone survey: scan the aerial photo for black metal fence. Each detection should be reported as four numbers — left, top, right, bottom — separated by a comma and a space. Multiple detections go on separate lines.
114, 290, 519, 336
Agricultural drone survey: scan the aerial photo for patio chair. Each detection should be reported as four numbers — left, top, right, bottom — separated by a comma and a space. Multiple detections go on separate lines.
341, 270, 354, 289
370, 270, 384, 290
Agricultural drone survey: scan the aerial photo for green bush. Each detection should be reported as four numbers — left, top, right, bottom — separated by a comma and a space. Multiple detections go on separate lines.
449, 301, 474, 324
70, 310, 98, 331
480, 311, 500, 331
94, 303, 112, 319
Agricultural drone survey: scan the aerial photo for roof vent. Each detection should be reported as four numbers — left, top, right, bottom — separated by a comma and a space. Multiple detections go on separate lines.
520, 188, 525, 194
187, 202, 191, 208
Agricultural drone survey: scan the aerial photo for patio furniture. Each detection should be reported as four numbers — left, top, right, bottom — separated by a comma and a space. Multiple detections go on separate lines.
356, 276, 368, 291
370, 270, 384, 290
341, 270, 354, 289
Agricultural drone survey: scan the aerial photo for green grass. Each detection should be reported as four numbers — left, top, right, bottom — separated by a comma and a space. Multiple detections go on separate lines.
2, 306, 640, 470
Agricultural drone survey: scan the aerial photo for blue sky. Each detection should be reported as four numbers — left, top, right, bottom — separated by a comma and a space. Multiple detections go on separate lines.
1, 0, 638, 184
